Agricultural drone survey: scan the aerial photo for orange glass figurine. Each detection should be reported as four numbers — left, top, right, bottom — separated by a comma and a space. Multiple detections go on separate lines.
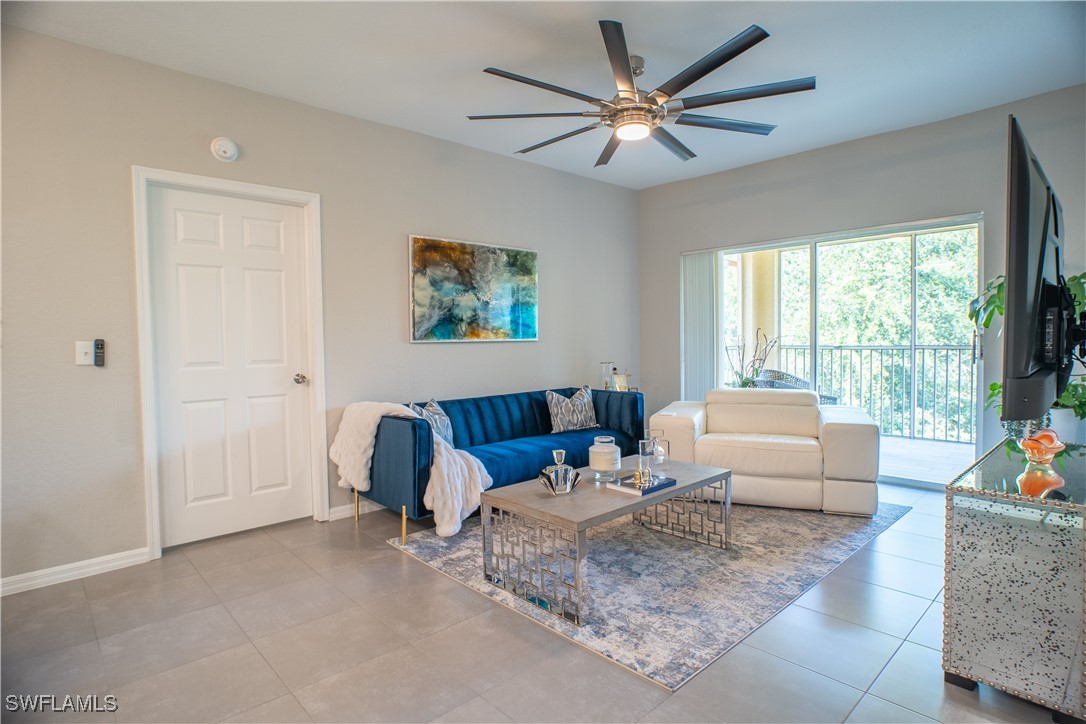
1016, 428, 1066, 497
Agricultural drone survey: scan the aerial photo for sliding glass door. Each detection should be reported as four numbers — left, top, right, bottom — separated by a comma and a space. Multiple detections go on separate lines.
682, 219, 980, 484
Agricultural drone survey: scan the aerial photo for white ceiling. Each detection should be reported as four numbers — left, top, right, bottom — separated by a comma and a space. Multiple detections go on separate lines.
4, 1, 1084, 190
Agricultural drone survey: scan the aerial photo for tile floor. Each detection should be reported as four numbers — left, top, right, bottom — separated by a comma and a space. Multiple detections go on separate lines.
0, 484, 1060, 723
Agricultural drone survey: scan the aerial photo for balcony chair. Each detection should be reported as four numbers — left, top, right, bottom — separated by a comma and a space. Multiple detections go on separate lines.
755, 368, 839, 405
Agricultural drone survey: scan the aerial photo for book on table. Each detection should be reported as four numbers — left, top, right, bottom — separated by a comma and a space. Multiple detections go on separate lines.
605, 475, 677, 496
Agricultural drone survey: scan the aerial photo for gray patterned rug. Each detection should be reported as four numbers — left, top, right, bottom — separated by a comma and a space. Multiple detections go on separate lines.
391, 502, 910, 690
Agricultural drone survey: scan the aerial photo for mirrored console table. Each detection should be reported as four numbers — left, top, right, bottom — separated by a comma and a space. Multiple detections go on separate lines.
943, 437, 1085, 721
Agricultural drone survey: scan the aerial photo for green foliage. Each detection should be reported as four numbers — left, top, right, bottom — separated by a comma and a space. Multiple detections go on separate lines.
915, 230, 980, 345
984, 381, 1003, 413
816, 236, 912, 345
968, 275, 1005, 330
969, 272, 1086, 420
1066, 273, 1086, 317
1057, 376, 1086, 418
724, 330, 778, 388
774, 228, 981, 441
779, 248, 810, 345
781, 229, 980, 347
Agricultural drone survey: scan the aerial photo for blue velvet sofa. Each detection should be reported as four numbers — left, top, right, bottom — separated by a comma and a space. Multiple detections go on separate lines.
361, 387, 644, 520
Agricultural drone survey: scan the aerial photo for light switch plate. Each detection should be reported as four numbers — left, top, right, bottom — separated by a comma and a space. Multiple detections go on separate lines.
75, 341, 94, 366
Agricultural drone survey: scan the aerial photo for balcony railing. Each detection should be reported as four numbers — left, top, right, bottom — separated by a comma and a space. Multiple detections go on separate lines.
778, 344, 976, 443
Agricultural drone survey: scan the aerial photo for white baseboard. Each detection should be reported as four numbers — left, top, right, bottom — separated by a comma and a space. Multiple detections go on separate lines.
3, 501, 393, 595
1, 548, 152, 597
328, 497, 384, 521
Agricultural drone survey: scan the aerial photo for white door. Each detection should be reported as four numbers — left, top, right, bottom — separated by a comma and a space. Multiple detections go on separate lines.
149, 184, 313, 546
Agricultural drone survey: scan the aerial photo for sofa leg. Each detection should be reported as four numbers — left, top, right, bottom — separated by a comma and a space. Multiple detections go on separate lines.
401, 505, 407, 545
354, 490, 359, 523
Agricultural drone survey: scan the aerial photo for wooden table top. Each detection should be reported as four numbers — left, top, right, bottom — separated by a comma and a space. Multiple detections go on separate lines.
480, 457, 731, 532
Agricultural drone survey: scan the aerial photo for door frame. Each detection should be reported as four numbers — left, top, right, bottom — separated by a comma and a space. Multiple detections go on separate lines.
132, 166, 329, 558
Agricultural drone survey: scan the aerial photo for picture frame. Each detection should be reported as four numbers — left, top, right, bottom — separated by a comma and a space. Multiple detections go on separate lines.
611, 373, 629, 392
409, 235, 538, 343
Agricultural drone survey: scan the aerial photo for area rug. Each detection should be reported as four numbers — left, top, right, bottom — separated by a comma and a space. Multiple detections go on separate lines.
391, 502, 910, 690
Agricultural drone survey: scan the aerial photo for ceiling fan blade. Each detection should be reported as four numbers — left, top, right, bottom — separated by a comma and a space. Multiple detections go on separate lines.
651, 127, 696, 161
594, 132, 622, 167
674, 113, 776, 135
649, 25, 770, 103
516, 124, 601, 154
678, 77, 817, 111
484, 68, 605, 106
468, 112, 599, 120
599, 20, 637, 98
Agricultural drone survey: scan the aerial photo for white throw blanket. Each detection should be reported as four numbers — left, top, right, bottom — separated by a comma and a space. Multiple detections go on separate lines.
329, 402, 492, 536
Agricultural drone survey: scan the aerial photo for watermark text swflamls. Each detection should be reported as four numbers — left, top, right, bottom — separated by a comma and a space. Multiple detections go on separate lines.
5, 694, 118, 713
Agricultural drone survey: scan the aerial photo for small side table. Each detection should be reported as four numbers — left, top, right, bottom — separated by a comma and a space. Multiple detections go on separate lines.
943, 438, 1085, 721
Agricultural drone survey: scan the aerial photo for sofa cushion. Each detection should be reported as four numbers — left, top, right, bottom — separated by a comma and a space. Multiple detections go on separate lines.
409, 399, 454, 445
546, 386, 599, 433
705, 388, 820, 437
694, 432, 823, 479
466, 428, 631, 489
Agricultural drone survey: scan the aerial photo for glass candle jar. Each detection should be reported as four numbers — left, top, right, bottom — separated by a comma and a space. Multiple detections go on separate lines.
647, 428, 669, 469
637, 439, 655, 484
589, 435, 621, 482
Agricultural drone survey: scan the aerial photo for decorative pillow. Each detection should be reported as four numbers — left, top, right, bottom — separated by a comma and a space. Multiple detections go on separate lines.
409, 399, 455, 446
546, 386, 600, 433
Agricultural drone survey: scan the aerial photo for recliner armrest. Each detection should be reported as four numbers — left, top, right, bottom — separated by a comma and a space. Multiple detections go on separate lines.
818, 405, 880, 482
649, 402, 706, 463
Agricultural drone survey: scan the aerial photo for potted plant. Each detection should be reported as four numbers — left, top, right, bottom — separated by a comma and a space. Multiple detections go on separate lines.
723, 329, 779, 388
969, 272, 1086, 441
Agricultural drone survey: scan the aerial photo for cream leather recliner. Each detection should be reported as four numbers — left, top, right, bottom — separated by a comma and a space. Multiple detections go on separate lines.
650, 388, 880, 516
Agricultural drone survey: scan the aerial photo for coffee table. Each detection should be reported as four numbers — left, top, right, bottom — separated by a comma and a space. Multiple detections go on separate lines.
480, 457, 731, 625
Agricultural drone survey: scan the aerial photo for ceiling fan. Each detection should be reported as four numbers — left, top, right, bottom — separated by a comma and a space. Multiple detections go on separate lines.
468, 20, 815, 167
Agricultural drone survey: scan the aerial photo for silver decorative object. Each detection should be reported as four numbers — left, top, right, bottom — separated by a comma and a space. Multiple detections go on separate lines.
1001, 414, 1052, 441
539, 467, 582, 495
539, 449, 581, 495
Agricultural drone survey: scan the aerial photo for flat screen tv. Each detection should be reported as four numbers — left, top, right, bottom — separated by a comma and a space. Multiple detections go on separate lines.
1000, 115, 1079, 422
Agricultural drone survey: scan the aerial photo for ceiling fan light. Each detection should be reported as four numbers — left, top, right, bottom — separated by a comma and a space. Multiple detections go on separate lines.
615, 120, 651, 141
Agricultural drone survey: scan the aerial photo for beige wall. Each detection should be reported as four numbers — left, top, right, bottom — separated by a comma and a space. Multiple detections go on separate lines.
638, 85, 1086, 451
4, 23, 1082, 580
1, 27, 640, 577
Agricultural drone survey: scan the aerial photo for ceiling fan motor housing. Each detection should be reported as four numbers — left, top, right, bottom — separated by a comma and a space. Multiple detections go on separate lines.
606, 101, 663, 127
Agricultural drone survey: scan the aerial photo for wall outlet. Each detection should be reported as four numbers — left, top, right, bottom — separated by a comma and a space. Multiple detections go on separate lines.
75, 341, 94, 366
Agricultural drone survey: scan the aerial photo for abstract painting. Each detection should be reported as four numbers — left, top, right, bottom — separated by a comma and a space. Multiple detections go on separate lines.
410, 236, 538, 342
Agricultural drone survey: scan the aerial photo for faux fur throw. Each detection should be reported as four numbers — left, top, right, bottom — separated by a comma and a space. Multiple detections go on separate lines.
329, 402, 492, 536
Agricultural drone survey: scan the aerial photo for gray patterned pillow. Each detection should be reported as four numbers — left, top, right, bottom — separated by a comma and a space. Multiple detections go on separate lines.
546, 386, 599, 434
409, 399, 454, 445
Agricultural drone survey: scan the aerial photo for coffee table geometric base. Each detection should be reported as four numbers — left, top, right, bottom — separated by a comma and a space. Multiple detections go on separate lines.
482, 478, 731, 626
481, 505, 587, 624
633, 482, 731, 549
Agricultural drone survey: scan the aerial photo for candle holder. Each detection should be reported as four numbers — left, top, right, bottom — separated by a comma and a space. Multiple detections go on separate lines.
589, 435, 621, 483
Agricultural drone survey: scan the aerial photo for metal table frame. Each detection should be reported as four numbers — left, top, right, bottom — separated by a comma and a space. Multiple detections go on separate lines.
480, 460, 731, 625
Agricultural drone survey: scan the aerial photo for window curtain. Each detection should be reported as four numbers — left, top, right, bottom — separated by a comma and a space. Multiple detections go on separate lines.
681, 251, 717, 401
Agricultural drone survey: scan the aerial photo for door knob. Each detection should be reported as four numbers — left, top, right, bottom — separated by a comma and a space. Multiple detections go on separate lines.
294, 373, 308, 384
